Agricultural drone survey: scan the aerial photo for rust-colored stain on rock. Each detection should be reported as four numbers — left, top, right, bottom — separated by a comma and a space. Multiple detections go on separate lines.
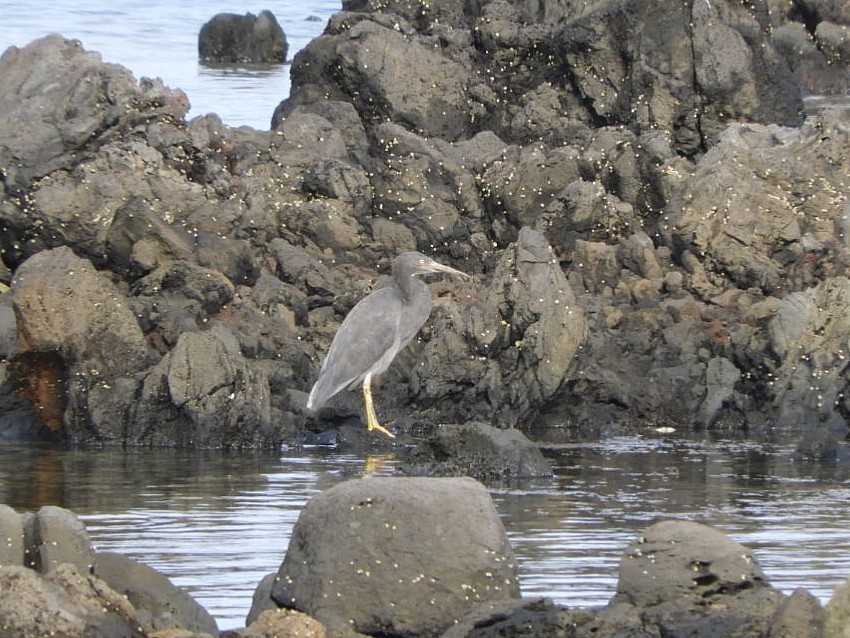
13, 352, 67, 432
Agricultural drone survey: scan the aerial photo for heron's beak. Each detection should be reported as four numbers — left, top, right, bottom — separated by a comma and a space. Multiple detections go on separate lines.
426, 259, 471, 279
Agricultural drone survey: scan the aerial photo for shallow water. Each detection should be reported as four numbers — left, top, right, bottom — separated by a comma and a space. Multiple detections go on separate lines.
1, 437, 849, 630
0, 0, 341, 129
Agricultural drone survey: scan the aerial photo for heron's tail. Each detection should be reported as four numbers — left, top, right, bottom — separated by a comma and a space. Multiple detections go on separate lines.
306, 382, 320, 412
306, 376, 332, 412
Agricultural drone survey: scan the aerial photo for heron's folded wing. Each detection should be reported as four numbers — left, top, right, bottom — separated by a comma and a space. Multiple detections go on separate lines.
310, 288, 402, 407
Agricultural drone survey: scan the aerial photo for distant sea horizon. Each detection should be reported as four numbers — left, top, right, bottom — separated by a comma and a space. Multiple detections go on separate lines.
0, 1, 341, 129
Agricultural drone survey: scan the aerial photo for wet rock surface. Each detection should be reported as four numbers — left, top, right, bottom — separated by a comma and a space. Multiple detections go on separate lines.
270, 477, 521, 637
400, 422, 553, 482
198, 11, 288, 64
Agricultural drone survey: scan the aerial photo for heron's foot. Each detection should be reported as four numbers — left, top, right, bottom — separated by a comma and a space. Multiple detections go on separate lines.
367, 417, 396, 439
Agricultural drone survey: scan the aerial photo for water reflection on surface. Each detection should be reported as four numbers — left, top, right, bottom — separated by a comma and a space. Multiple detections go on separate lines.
1, 437, 849, 630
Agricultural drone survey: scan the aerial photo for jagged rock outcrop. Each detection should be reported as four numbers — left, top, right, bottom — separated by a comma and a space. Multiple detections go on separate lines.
2, 0, 850, 445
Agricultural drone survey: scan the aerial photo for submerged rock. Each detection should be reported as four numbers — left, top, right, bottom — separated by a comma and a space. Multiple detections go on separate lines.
270, 477, 520, 637
198, 11, 288, 64
401, 422, 553, 482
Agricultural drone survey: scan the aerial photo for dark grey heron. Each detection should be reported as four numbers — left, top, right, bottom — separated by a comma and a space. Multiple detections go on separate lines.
306, 252, 469, 438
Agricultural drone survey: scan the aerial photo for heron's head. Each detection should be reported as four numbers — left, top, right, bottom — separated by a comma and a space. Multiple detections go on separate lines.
394, 251, 470, 280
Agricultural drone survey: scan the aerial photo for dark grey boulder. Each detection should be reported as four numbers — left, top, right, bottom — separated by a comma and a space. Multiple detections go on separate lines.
0, 504, 23, 566
401, 422, 553, 482
283, 16, 472, 141
611, 520, 786, 637
32, 506, 95, 575
245, 573, 279, 626
93, 552, 219, 636
130, 324, 273, 448
271, 477, 520, 637
198, 11, 288, 64
816, 21, 850, 66
130, 260, 236, 348
773, 22, 849, 95
617, 520, 767, 607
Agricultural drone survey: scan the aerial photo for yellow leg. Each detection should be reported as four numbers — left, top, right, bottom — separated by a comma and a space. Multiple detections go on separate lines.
363, 375, 395, 439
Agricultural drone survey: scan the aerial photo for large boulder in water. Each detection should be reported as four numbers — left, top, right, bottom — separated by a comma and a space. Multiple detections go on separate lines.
198, 11, 288, 64
607, 521, 791, 637
270, 477, 520, 637
11, 248, 148, 376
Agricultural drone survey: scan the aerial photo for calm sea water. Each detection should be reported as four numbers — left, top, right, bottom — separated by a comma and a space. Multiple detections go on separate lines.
1, 437, 849, 630
0, 0, 341, 129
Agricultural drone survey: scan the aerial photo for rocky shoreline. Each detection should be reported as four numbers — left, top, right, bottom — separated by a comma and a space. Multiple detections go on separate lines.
0, 0, 849, 449
1, 478, 848, 638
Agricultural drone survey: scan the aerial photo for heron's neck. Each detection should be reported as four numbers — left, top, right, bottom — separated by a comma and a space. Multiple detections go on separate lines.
395, 269, 426, 302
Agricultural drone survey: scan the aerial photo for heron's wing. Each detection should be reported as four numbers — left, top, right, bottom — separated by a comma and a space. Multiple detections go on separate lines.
307, 287, 403, 410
